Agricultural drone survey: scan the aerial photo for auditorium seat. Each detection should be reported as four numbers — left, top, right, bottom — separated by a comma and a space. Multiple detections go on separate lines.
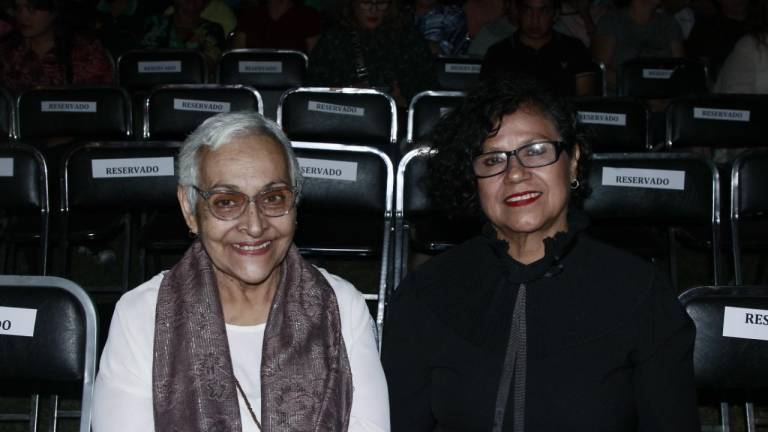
679, 285, 768, 432
0, 144, 49, 276
291, 142, 394, 338
0, 275, 97, 432
217, 49, 307, 120
584, 153, 721, 290
730, 149, 768, 285
406, 90, 464, 151
117, 49, 207, 93
144, 84, 263, 140
278, 87, 398, 154
435, 57, 482, 91
0, 87, 13, 142
618, 57, 708, 99
571, 96, 650, 152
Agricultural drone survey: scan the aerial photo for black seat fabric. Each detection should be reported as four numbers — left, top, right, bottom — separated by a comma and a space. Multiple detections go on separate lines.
583, 153, 721, 287
144, 84, 263, 140
666, 94, 768, 149
16, 87, 132, 141
679, 285, 768, 431
217, 49, 307, 120
0, 275, 97, 432
394, 147, 484, 283
435, 57, 482, 90
571, 96, 649, 151
730, 149, 768, 285
279, 88, 397, 150
407, 90, 465, 147
0, 144, 49, 275
618, 57, 708, 98
117, 49, 207, 93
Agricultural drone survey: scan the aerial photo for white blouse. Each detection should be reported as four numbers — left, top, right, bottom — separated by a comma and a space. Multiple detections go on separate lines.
92, 269, 390, 431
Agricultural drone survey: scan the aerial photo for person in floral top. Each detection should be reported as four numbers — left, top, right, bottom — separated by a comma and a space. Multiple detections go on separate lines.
0, 0, 113, 96
141, 0, 225, 72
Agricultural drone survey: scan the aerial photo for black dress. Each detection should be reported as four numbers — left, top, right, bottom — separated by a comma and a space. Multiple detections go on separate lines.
381, 215, 700, 431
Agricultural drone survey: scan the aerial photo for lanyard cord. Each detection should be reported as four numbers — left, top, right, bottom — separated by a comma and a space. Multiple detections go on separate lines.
234, 377, 263, 431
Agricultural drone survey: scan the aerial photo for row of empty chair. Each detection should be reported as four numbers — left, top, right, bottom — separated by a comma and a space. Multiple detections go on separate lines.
3, 85, 768, 155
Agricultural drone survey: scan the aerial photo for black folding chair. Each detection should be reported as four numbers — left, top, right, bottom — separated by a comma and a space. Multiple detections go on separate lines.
0, 144, 49, 275
666, 94, 768, 151
0, 275, 97, 432
679, 285, 768, 432
393, 147, 483, 284
571, 96, 650, 151
116, 49, 207, 93
435, 57, 482, 91
291, 142, 394, 341
144, 84, 263, 140
730, 149, 768, 285
406, 90, 464, 151
618, 57, 708, 99
62, 141, 181, 292
217, 49, 308, 120
584, 153, 721, 289
278, 87, 398, 156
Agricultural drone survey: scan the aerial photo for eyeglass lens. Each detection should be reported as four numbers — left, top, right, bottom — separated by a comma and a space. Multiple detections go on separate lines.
203, 188, 295, 220
472, 141, 561, 178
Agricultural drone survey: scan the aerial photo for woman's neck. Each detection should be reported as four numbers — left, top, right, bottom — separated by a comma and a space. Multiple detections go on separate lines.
217, 272, 279, 326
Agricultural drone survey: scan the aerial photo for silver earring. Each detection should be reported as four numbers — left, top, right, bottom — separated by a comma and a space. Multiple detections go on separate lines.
570, 179, 580, 190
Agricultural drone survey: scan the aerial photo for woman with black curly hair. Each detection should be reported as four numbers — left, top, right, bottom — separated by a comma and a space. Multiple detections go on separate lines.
381, 77, 700, 431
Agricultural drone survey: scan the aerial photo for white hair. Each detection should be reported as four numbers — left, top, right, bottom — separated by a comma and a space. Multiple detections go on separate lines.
177, 111, 303, 211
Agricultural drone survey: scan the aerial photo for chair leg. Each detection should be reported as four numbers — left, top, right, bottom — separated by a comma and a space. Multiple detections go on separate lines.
720, 402, 731, 432
30, 393, 39, 432
48, 394, 58, 432
745, 402, 756, 432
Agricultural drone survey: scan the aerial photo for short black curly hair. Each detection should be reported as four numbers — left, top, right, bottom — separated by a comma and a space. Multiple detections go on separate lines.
427, 75, 591, 215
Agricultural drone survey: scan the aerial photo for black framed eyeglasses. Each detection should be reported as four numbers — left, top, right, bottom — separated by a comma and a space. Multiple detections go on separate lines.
472, 141, 565, 178
193, 186, 297, 220
359, 0, 391, 10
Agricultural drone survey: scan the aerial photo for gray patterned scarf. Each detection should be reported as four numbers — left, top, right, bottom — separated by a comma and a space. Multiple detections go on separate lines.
152, 241, 353, 431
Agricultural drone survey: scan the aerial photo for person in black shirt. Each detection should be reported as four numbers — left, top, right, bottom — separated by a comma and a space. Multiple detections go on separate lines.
480, 0, 597, 96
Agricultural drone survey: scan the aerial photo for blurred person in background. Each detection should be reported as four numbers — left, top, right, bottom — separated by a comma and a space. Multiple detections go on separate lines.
714, 0, 768, 92
308, 0, 436, 107
232, 0, 324, 53
687, 0, 749, 79
412, 0, 471, 56
0, 0, 113, 96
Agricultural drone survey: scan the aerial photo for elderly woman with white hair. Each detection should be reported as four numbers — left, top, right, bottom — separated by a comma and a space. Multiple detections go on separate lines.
92, 111, 390, 431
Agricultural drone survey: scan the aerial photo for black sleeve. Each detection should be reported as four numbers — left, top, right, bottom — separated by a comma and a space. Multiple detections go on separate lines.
633, 272, 701, 432
565, 37, 596, 76
381, 280, 437, 432
479, 39, 508, 81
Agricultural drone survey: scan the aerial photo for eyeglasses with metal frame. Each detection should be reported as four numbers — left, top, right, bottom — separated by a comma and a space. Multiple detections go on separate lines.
358, 0, 391, 11
472, 141, 566, 178
193, 185, 297, 220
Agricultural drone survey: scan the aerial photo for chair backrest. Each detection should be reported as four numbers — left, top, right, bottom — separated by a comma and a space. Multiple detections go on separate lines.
435, 57, 482, 90
63, 141, 180, 213
0, 144, 49, 275
217, 49, 308, 120
394, 147, 484, 283
16, 86, 132, 141
278, 88, 397, 150
144, 84, 263, 140
730, 149, 768, 285
666, 94, 768, 149
117, 49, 207, 93
571, 96, 649, 151
291, 142, 394, 338
407, 90, 465, 146
0, 275, 97, 432
584, 153, 721, 285
0, 87, 13, 141
678, 285, 768, 397
618, 57, 708, 99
